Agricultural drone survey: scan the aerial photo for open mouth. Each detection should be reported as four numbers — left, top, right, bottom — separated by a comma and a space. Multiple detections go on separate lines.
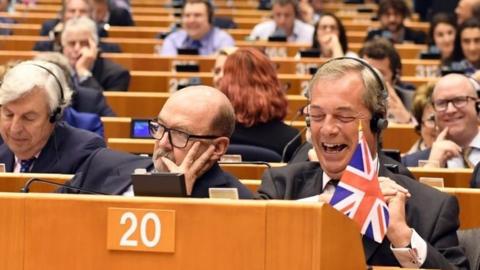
322, 143, 347, 153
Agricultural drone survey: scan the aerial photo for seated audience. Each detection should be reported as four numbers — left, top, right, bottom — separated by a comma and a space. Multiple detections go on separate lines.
249, 0, 314, 43
60, 86, 253, 198
218, 48, 301, 161
159, 0, 235, 56
92, 0, 134, 27
366, 0, 426, 44
427, 13, 457, 65
407, 83, 438, 154
359, 38, 415, 124
61, 16, 130, 91
311, 13, 357, 59
449, 18, 480, 75
257, 57, 469, 269
0, 0, 14, 35
402, 74, 480, 168
34, 0, 121, 53
0, 60, 105, 173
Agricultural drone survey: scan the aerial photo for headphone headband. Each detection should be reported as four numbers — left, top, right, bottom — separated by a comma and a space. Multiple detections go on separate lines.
28, 63, 65, 123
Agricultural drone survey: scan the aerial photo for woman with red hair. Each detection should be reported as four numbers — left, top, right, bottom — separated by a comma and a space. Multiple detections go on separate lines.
218, 48, 301, 161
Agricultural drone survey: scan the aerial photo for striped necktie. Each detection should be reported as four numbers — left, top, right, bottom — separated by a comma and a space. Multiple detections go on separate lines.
462, 147, 474, 168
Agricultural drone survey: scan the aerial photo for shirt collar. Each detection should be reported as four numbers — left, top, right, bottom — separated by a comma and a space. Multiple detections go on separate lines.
322, 155, 379, 190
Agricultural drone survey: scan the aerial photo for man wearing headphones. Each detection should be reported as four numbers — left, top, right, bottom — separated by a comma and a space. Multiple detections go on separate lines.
403, 74, 480, 168
249, 0, 314, 43
0, 60, 105, 173
359, 38, 415, 124
257, 58, 468, 269
160, 0, 235, 56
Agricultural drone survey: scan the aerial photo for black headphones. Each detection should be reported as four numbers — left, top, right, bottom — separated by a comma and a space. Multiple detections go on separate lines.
466, 76, 480, 114
29, 63, 65, 123
307, 56, 389, 134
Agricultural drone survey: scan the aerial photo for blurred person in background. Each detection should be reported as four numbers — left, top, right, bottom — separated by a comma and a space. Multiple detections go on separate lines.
311, 13, 357, 59
407, 83, 438, 154
218, 48, 302, 161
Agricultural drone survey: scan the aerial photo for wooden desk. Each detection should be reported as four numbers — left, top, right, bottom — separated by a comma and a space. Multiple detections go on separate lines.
409, 167, 472, 188
0, 193, 366, 270
0, 173, 72, 192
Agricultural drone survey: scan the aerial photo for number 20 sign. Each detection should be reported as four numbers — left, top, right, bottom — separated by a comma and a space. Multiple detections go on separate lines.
107, 208, 175, 252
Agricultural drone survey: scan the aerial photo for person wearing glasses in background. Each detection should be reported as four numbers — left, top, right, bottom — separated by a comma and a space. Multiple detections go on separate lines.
406, 83, 438, 155
60, 85, 253, 198
402, 74, 480, 168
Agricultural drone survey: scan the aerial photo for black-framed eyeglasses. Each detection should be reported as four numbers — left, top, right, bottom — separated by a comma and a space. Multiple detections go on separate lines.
432, 96, 477, 112
421, 114, 436, 128
148, 119, 220, 148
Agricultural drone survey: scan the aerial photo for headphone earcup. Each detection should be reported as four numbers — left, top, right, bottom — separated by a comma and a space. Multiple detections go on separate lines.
49, 107, 62, 123
370, 114, 388, 133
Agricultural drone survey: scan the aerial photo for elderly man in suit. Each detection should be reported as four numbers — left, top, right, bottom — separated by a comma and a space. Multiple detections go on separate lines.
0, 60, 105, 173
61, 16, 130, 91
61, 85, 253, 198
257, 57, 468, 269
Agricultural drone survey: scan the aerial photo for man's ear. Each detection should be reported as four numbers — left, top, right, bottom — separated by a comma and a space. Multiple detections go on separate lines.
211, 137, 230, 160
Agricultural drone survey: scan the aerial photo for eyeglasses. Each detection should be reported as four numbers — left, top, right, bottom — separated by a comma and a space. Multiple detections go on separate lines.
148, 120, 220, 148
421, 114, 436, 128
432, 96, 477, 112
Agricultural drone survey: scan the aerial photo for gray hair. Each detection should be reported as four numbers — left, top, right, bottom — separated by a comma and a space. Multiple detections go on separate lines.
306, 57, 388, 118
34, 52, 74, 86
0, 60, 73, 115
61, 16, 99, 46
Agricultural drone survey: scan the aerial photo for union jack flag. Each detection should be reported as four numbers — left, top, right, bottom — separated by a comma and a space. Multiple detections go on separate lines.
329, 126, 389, 243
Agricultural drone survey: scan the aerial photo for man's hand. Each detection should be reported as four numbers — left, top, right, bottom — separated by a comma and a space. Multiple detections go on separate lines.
75, 37, 97, 77
378, 177, 412, 247
319, 34, 343, 58
427, 127, 461, 167
385, 82, 412, 124
160, 142, 215, 195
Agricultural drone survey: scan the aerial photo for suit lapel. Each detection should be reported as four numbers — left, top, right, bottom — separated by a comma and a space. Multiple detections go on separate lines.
0, 144, 15, 172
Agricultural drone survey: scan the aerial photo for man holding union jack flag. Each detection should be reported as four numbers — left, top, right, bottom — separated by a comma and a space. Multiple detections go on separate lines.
258, 57, 468, 269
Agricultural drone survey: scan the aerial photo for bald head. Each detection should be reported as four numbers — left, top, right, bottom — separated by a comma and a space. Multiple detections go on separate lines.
163, 85, 236, 137
433, 74, 477, 98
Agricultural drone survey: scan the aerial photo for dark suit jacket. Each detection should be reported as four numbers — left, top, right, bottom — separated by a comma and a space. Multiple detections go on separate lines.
60, 148, 254, 199
470, 161, 480, 187
81, 57, 130, 91
72, 85, 116, 116
365, 27, 427, 44
107, 7, 135, 26
402, 148, 431, 167
257, 162, 469, 269
0, 122, 105, 174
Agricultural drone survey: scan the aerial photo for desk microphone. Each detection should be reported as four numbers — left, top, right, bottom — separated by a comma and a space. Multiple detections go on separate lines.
21, 178, 107, 195
219, 161, 272, 168
281, 127, 307, 163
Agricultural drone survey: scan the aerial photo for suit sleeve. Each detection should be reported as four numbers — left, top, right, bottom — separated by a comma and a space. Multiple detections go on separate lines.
256, 169, 282, 199
421, 195, 470, 270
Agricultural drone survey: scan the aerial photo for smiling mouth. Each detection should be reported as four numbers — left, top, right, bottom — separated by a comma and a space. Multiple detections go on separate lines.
322, 143, 347, 153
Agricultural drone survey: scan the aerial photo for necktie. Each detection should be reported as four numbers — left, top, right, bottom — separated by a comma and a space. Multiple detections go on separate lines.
462, 147, 474, 168
20, 158, 36, 173
191, 40, 202, 49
